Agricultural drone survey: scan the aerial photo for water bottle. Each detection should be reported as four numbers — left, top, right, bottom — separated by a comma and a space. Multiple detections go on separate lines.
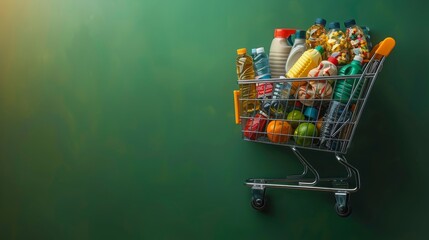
254, 47, 271, 79
236, 48, 260, 114
326, 22, 350, 65
344, 19, 370, 61
254, 47, 273, 111
251, 48, 257, 59
269, 76, 292, 117
319, 101, 350, 150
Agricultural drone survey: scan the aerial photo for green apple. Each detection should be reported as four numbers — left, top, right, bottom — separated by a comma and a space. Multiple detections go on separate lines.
294, 123, 318, 146
286, 110, 305, 128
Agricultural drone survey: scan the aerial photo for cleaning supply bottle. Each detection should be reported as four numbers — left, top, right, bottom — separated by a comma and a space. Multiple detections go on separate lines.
334, 55, 364, 103
236, 48, 260, 113
325, 22, 350, 65
269, 28, 296, 78
344, 19, 370, 61
285, 30, 307, 73
286, 46, 324, 94
306, 18, 327, 50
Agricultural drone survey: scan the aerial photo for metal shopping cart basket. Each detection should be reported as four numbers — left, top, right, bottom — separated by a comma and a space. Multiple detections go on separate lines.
233, 37, 395, 217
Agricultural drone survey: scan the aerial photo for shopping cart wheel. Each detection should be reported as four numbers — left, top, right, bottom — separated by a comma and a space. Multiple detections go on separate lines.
251, 196, 266, 211
250, 183, 266, 211
334, 192, 351, 217
335, 203, 352, 217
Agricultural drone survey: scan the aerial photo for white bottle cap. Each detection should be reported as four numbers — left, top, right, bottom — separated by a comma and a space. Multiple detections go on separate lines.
256, 47, 265, 54
353, 55, 363, 63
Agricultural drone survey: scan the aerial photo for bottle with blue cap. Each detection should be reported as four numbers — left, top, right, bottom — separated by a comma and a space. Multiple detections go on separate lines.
326, 21, 350, 65
254, 47, 273, 108
306, 18, 327, 50
254, 47, 271, 80
344, 19, 370, 61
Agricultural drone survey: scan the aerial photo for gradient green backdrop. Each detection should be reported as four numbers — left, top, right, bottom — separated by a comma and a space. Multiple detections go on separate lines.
1, 0, 428, 239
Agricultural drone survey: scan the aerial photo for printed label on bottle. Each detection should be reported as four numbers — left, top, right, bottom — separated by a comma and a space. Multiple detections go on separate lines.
256, 83, 273, 98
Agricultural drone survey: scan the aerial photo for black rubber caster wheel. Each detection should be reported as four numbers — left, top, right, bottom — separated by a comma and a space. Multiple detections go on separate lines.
335, 203, 352, 217
251, 197, 266, 211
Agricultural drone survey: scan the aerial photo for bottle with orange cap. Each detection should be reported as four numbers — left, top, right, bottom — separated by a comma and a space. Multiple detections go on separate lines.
269, 28, 296, 78
236, 48, 260, 114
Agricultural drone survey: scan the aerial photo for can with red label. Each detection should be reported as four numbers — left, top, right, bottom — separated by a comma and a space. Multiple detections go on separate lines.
243, 111, 268, 140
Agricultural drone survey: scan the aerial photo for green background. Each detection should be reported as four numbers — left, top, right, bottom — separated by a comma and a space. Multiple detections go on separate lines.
1, 0, 427, 239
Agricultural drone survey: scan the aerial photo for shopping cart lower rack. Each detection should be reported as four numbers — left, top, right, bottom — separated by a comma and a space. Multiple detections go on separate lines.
233, 37, 395, 217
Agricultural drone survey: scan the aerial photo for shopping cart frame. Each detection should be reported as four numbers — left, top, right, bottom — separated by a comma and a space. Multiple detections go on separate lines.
233, 37, 395, 217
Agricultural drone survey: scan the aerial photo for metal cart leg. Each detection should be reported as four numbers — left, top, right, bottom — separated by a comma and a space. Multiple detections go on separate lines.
290, 147, 320, 186
245, 152, 361, 216
335, 154, 360, 191
333, 154, 360, 217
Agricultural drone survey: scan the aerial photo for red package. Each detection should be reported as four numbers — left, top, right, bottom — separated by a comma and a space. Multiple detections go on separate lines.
244, 112, 268, 140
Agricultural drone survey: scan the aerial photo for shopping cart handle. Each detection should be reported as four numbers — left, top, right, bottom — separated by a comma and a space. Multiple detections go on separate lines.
372, 37, 396, 58
233, 90, 240, 124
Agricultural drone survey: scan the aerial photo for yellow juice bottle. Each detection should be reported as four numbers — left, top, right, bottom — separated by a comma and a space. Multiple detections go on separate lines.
236, 48, 260, 113
286, 46, 324, 94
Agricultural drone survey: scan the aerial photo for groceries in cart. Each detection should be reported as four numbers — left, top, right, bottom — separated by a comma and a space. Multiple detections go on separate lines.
234, 18, 377, 152
235, 20, 395, 215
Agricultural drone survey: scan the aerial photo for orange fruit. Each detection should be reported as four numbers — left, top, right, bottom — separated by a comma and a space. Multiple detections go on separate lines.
266, 120, 293, 143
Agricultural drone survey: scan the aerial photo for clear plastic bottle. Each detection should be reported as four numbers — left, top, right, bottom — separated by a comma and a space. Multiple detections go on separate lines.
254, 47, 271, 79
269, 76, 292, 117
306, 18, 327, 50
269, 28, 296, 78
251, 48, 257, 59
319, 101, 350, 150
326, 22, 350, 65
236, 48, 260, 113
344, 19, 370, 61
285, 30, 307, 73
254, 47, 273, 108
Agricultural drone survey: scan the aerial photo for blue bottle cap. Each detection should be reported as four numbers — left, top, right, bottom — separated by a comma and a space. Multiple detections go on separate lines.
295, 30, 306, 39
315, 18, 327, 26
304, 107, 319, 120
328, 22, 340, 30
344, 19, 356, 28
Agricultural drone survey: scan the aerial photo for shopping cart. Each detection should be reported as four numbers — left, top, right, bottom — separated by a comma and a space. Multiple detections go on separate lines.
233, 37, 395, 217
